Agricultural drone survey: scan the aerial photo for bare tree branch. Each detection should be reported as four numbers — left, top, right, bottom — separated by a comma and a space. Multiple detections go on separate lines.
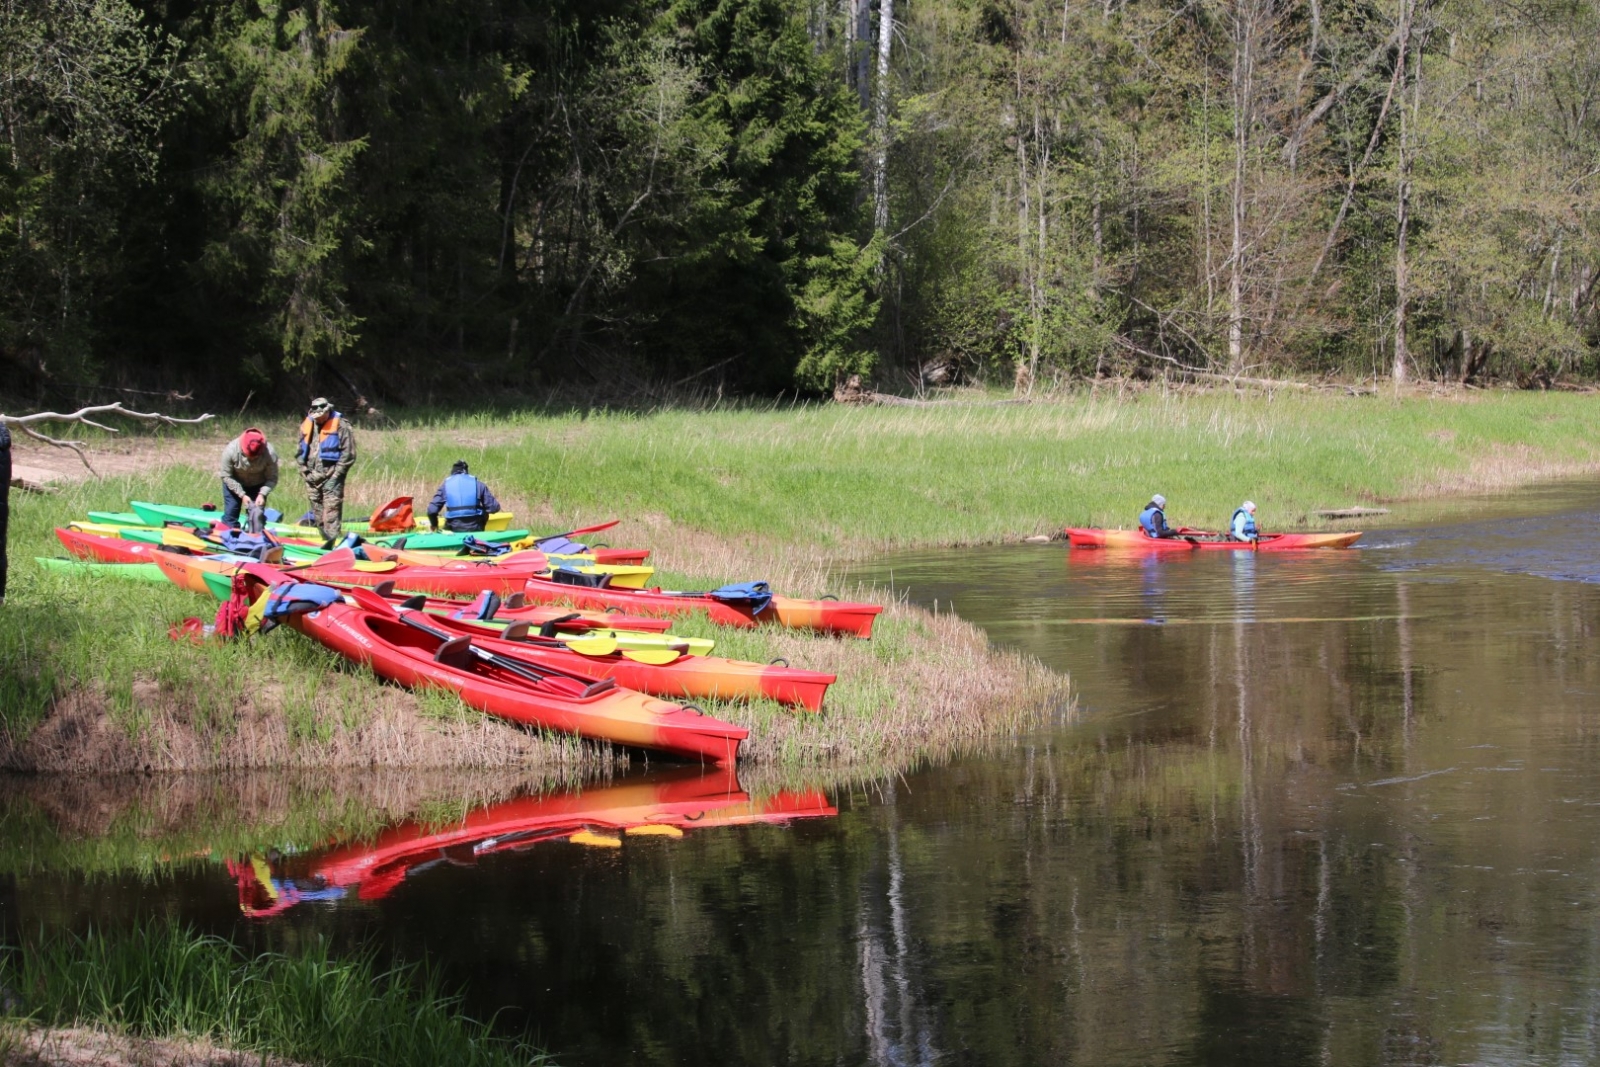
1, 402, 215, 475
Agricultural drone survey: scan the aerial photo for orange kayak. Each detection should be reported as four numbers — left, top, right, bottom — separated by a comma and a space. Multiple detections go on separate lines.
1064, 527, 1362, 550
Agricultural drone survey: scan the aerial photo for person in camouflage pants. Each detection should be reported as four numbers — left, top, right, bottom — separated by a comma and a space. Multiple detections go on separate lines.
296, 397, 356, 541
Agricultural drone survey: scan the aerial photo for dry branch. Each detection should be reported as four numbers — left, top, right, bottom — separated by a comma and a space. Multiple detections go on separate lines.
0, 402, 215, 475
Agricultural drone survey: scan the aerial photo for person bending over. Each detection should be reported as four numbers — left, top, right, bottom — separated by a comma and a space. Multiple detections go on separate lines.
219, 427, 278, 529
427, 460, 501, 533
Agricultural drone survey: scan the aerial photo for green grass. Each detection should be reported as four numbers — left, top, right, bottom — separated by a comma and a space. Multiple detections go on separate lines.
4, 388, 1593, 767
1, 922, 551, 1066
352, 389, 1600, 549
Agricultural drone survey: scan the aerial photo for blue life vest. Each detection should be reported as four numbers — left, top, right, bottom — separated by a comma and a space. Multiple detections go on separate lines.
296, 414, 344, 464
458, 535, 509, 556
1231, 508, 1258, 540
1139, 506, 1167, 538
256, 582, 342, 632
709, 581, 773, 616
443, 474, 484, 522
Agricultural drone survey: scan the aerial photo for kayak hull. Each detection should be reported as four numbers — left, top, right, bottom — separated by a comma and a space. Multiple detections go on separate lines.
515, 578, 884, 638
292, 601, 746, 763
1064, 527, 1362, 551
424, 612, 835, 711
56, 527, 164, 564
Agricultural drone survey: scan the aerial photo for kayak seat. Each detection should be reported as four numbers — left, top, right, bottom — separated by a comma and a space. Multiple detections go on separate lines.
551, 567, 612, 588
538, 612, 585, 638
500, 622, 531, 641
434, 636, 474, 669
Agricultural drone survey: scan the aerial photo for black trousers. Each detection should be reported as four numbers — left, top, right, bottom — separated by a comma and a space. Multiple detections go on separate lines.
1, 434, 10, 601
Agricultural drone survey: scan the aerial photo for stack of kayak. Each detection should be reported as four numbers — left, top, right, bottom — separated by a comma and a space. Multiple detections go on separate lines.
40, 499, 885, 763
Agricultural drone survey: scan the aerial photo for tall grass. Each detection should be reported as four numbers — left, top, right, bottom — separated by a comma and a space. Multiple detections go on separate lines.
1, 922, 551, 1066
355, 390, 1600, 551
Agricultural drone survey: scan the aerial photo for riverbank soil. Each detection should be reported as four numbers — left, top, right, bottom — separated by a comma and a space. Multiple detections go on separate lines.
0, 1024, 307, 1067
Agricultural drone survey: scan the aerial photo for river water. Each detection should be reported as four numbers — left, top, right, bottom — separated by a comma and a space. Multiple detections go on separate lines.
5, 484, 1600, 1065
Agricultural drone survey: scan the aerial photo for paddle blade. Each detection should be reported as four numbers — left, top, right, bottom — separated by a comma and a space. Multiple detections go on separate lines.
559, 635, 621, 657
299, 547, 357, 570
617, 648, 682, 665
342, 584, 398, 615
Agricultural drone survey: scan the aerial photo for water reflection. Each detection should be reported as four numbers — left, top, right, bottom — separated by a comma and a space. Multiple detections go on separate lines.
226, 768, 838, 918
7, 487, 1600, 1065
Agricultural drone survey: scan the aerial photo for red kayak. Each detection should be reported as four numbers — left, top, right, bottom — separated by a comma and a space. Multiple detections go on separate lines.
1064, 527, 1362, 551
359, 592, 836, 711
55, 526, 161, 564
516, 576, 884, 638
283, 593, 747, 763
226, 768, 836, 915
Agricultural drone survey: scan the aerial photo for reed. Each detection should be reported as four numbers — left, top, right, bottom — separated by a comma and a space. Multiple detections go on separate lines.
0, 922, 551, 1066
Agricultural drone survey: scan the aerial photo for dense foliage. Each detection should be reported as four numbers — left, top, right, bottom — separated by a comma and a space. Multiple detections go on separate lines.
2, 0, 1598, 403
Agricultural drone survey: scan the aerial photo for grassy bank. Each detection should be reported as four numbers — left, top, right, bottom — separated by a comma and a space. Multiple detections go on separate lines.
0, 922, 549, 1066
5, 388, 1593, 776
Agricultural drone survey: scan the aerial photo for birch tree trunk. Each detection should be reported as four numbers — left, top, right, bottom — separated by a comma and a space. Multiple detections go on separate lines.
872, 0, 893, 234
1227, 0, 1261, 374
1392, 0, 1417, 384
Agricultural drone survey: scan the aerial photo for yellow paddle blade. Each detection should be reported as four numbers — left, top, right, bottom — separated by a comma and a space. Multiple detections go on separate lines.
625, 825, 684, 838
570, 831, 622, 849
162, 527, 211, 552
618, 648, 681, 665
557, 634, 621, 657
244, 589, 271, 635
350, 559, 399, 573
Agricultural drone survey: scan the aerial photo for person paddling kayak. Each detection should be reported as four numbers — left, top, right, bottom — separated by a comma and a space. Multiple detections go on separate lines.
1138, 494, 1178, 539
1230, 500, 1259, 542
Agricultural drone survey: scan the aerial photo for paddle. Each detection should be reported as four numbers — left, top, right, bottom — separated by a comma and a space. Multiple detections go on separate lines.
397, 611, 613, 695
343, 584, 657, 662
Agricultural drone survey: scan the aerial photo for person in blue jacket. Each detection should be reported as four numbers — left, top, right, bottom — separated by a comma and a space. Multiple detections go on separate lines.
427, 460, 501, 532
1230, 500, 1259, 542
1138, 494, 1177, 539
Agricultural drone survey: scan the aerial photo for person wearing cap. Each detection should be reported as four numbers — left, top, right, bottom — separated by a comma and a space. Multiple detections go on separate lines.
219, 427, 279, 528
1138, 494, 1177, 539
426, 460, 502, 533
1230, 500, 1259, 542
297, 397, 356, 540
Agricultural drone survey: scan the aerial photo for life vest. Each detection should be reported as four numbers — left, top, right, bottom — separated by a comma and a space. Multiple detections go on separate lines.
1231, 508, 1258, 540
296, 413, 344, 465
443, 474, 485, 522
1139, 506, 1167, 538
247, 581, 342, 634
708, 580, 773, 616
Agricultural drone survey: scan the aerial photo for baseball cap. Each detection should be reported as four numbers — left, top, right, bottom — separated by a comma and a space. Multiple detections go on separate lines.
1151, 493, 1167, 508
241, 428, 266, 455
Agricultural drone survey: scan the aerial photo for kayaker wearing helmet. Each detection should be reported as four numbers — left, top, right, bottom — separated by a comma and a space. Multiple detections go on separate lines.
1230, 500, 1259, 542
219, 427, 279, 529
427, 460, 501, 532
297, 397, 356, 541
1138, 494, 1178, 539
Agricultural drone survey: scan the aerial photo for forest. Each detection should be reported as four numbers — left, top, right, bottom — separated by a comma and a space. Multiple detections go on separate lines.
2, 0, 1598, 405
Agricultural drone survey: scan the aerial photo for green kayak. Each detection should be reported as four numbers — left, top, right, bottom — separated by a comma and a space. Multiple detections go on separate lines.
35, 558, 167, 582
127, 501, 528, 550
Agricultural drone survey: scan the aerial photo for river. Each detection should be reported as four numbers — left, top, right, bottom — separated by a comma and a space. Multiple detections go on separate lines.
5, 483, 1600, 1065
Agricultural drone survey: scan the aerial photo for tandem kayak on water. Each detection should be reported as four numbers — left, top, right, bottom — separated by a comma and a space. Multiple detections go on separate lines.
1064, 527, 1363, 550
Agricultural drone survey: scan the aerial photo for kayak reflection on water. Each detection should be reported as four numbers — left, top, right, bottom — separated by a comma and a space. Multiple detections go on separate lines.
225, 767, 838, 918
